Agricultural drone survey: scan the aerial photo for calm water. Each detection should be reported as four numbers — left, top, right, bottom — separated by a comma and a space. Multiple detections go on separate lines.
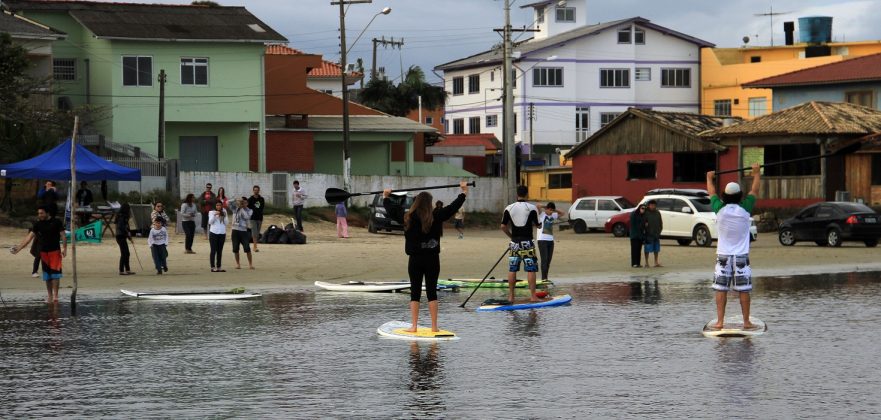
2, 272, 881, 418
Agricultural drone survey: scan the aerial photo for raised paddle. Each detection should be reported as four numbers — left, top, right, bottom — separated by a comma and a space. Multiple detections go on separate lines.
325, 181, 476, 205
459, 246, 509, 308
713, 150, 847, 176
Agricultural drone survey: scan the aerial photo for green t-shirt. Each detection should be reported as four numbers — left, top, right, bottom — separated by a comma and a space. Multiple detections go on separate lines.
711, 194, 756, 214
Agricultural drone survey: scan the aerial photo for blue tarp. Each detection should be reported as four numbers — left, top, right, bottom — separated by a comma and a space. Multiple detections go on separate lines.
0, 139, 141, 181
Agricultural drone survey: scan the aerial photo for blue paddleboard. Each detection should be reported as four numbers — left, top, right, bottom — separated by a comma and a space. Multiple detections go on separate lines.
476, 294, 572, 312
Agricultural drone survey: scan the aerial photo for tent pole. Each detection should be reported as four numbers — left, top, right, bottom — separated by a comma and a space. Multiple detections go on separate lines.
70, 116, 79, 315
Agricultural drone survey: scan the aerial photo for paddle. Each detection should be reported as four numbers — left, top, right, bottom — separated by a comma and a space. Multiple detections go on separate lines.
129, 237, 144, 271
713, 151, 839, 176
325, 181, 476, 205
459, 247, 510, 308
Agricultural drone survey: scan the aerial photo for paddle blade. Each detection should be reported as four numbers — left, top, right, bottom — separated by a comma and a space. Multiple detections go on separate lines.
325, 188, 351, 204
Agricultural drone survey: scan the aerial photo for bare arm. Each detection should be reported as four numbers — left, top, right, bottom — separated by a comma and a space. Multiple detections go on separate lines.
749, 163, 761, 197
706, 170, 717, 197
12, 232, 35, 255
500, 223, 511, 239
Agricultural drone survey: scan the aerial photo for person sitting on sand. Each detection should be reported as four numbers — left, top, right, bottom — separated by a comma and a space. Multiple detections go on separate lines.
707, 163, 761, 330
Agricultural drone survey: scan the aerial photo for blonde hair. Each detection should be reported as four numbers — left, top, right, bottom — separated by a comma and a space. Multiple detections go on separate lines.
405, 192, 434, 234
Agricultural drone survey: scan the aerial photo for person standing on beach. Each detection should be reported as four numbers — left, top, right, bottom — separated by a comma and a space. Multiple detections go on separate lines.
291, 180, 307, 232
75, 181, 94, 226
501, 185, 542, 303
151, 202, 169, 228
707, 164, 761, 330
208, 200, 227, 272
247, 185, 265, 252
536, 202, 564, 282
230, 197, 254, 270
454, 205, 465, 239
116, 203, 135, 275
643, 200, 663, 268
147, 218, 168, 275
336, 201, 349, 238
629, 204, 647, 268
180, 194, 197, 254
199, 183, 216, 239
386, 181, 468, 333
216, 187, 229, 210
37, 180, 59, 218
12, 206, 66, 303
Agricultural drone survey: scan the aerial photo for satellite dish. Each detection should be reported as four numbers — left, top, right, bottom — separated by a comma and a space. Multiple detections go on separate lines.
743, 36, 751, 44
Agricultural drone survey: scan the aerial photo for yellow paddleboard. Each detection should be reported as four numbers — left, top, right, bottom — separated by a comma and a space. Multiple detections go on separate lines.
377, 321, 460, 341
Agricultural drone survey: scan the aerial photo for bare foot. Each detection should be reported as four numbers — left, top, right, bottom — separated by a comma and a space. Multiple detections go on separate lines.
431, 328, 440, 333
742, 322, 757, 329
235, 265, 241, 269
405, 328, 418, 333
710, 322, 724, 329
249, 266, 255, 270
655, 263, 663, 267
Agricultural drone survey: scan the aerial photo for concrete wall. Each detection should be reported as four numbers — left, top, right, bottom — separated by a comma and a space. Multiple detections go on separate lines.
179, 172, 506, 211
774, 82, 881, 111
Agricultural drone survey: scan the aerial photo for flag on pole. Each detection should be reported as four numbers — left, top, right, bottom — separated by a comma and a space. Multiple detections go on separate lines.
65, 220, 103, 244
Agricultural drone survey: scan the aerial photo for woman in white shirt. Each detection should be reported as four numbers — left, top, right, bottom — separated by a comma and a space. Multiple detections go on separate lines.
208, 201, 228, 272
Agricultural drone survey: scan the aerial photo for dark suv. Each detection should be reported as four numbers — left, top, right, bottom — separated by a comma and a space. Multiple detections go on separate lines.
367, 192, 414, 233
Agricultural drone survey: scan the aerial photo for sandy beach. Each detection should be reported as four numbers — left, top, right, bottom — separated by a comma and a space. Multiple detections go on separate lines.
2, 214, 880, 301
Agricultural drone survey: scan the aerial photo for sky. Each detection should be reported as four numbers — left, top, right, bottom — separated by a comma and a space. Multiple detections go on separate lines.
98, 0, 881, 83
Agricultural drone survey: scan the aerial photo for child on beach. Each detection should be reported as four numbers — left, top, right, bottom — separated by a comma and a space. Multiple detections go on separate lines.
536, 202, 565, 282
147, 218, 168, 275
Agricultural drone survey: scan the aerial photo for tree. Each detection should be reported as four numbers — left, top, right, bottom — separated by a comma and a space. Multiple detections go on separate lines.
357, 65, 446, 117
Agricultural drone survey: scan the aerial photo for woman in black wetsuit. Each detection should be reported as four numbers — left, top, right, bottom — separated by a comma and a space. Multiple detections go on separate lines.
384, 181, 468, 333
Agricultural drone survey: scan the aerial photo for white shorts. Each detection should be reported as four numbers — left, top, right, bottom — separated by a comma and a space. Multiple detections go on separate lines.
712, 254, 752, 292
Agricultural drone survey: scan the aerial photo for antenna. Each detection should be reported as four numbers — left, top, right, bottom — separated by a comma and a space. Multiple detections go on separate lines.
754, 1, 793, 46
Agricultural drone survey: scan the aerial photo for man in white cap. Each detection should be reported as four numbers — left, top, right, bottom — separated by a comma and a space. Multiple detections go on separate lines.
706, 163, 761, 330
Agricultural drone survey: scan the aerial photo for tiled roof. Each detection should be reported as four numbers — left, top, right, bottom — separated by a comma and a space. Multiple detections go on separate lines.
435, 17, 714, 72
265, 44, 362, 78
265, 115, 436, 133
744, 53, 881, 88
0, 10, 65, 39
705, 101, 881, 137
4, 0, 286, 43
433, 134, 501, 151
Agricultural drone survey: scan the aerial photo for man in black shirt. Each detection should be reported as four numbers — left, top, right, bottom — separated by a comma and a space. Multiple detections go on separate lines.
501, 185, 541, 303
76, 181, 94, 226
247, 185, 265, 252
13, 206, 67, 303
38, 180, 60, 218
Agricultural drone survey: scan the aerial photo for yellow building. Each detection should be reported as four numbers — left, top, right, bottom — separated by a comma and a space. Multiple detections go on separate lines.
701, 41, 881, 119
522, 151, 573, 203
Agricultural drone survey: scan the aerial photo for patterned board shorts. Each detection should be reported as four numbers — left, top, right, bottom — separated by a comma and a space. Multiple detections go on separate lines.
508, 240, 538, 273
712, 254, 752, 292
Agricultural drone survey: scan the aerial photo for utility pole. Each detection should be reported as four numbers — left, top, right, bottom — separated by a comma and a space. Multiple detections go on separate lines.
371, 36, 404, 81
158, 69, 166, 159
528, 102, 535, 162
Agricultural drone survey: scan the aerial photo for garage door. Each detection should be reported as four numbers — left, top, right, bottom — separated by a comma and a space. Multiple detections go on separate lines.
179, 136, 217, 171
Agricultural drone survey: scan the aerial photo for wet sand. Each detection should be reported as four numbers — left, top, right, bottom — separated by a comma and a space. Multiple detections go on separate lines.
2, 214, 880, 301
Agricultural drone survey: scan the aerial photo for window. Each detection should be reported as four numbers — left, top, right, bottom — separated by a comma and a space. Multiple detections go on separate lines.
548, 173, 572, 189
425, 116, 433, 125
468, 74, 480, 94
486, 114, 498, 127
597, 199, 618, 211
52, 58, 76, 81
452, 76, 464, 95
533, 67, 563, 87
750, 56, 762, 63
600, 69, 629, 88
661, 68, 690, 88
669, 199, 691, 213
536, 7, 544, 23
556, 7, 575, 22
627, 160, 656, 180
469, 116, 481, 134
453, 118, 464, 134
490, 71, 494, 82
180, 57, 208, 86
443, 119, 449, 133
122, 56, 152, 86
634, 28, 645, 44
618, 27, 631, 44
576, 107, 589, 141
713, 99, 732, 116
846, 91, 875, 109
673, 152, 716, 182
576, 199, 595, 211
748, 97, 768, 117
635, 67, 651, 81
764, 144, 820, 176
600, 112, 621, 127
321, 89, 334, 94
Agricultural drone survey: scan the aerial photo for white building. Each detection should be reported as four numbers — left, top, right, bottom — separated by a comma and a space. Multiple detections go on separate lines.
434, 0, 713, 163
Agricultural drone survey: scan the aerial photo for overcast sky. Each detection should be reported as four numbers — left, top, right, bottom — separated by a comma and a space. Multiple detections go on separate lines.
130, 0, 881, 83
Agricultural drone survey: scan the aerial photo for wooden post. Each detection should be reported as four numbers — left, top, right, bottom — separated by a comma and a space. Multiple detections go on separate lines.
70, 116, 79, 315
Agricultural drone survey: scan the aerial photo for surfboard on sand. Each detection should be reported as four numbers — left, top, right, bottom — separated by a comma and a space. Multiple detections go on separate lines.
702, 315, 767, 337
476, 294, 572, 312
377, 321, 460, 341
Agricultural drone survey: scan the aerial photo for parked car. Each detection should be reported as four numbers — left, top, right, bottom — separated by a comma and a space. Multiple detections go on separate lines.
604, 189, 758, 246
778, 202, 881, 247
367, 192, 414, 233
568, 196, 635, 233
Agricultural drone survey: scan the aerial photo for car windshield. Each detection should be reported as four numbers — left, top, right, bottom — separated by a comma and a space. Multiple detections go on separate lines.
689, 197, 713, 212
615, 197, 635, 209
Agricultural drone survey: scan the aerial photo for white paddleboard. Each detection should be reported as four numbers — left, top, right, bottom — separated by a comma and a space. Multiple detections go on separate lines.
377, 321, 460, 341
702, 315, 767, 338
314, 281, 409, 292
120, 289, 262, 300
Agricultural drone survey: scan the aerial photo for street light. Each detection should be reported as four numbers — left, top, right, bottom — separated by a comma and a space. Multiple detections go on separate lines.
348, 7, 391, 55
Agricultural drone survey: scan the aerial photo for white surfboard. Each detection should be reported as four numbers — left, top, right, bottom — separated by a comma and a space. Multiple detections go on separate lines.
314, 281, 410, 292
120, 289, 262, 300
702, 315, 767, 338
377, 321, 460, 341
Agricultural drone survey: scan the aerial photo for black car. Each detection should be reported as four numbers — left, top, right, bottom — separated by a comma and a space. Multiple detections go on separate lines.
778, 202, 881, 247
367, 192, 414, 233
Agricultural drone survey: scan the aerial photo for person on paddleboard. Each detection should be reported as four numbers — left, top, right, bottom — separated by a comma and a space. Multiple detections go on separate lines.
501, 186, 542, 303
706, 163, 761, 330
385, 181, 468, 333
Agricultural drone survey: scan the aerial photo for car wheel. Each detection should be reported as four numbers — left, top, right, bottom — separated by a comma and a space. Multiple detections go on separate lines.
827, 228, 843, 247
693, 225, 712, 247
814, 240, 828, 246
573, 220, 587, 234
612, 223, 626, 238
677, 239, 692, 246
778, 228, 796, 246
368, 219, 377, 233
865, 239, 878, 248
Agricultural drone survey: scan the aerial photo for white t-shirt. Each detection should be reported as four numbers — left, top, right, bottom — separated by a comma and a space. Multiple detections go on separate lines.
716, 204, 752, 255
536, 212, 558, 241
208, 209, 227, 235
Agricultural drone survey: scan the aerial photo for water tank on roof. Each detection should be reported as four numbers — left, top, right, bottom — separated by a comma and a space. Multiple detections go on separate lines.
799, 16, 833, 44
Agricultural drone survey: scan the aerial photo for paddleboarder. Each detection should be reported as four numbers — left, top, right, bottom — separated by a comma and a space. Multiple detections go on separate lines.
706, 163, 761, 330
385, 180, 468, 333
11, 206, 67, 303
501, 186, 542, 303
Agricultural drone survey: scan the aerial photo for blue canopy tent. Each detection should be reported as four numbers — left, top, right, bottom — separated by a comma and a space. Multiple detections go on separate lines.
0, 138, 141, 181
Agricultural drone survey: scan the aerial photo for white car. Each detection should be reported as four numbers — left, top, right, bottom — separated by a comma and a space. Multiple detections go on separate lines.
636, 189, 758, 247
569, 196, 635, 233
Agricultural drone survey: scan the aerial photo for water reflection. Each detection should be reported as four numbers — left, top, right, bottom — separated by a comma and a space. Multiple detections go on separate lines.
568, 281, 663, 305
712, 339, 758, 406
508, 310, 540, 338
406, 342, 446, 417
